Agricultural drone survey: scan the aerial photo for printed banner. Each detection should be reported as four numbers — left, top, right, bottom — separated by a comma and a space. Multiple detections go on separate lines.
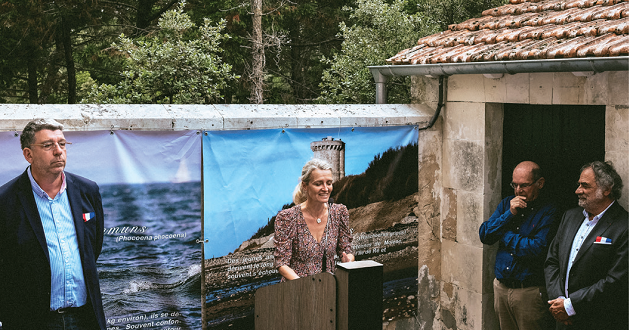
0, 131, 29, 183
0, 130, 202, 330
87, 131, 202, 330
203, 126, 419, 329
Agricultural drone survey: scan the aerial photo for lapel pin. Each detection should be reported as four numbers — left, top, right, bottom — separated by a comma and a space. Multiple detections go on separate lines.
83, 212, 95, 222
594, 236, 612, 244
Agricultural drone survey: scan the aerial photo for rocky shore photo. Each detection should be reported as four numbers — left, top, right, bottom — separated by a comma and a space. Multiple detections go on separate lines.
202, 127, 419, 329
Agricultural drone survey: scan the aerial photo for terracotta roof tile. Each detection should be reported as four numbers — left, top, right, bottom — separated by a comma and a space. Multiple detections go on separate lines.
518, 37, 559, 58
388, 0, 629, 64
540, 21, 584, 38
514, 37, 559, 59
609, 35, 629, 54
596, 17, 629, 33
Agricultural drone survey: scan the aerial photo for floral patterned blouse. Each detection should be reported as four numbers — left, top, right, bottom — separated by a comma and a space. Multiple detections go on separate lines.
274, 203, 353, 281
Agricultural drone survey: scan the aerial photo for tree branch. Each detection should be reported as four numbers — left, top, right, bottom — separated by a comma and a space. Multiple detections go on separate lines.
100, 0, 138, 11
286, 37, 343, 47
148, 0, 180, 22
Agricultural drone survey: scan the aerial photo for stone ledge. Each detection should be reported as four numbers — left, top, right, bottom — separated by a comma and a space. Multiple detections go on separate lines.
0, 104, 435, 131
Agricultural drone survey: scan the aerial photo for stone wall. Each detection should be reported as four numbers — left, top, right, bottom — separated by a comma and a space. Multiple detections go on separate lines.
410, 70, 629, 330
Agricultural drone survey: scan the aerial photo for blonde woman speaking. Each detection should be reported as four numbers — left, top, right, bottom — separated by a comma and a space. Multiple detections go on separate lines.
274, 158, 354, 281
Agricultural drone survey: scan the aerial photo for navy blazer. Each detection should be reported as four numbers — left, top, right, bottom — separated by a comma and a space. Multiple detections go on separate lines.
544, 202, 629, 330
0, 169, 106, 330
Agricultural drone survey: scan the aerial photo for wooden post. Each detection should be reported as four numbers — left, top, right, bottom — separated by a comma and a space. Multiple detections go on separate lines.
336, 260, 383, 330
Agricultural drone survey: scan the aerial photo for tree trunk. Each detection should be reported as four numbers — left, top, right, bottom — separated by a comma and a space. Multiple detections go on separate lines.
250, 0, 264, 104
289, 25, 308, 103
61, 16, 76, 104
27, 54, 38, 104
136, 0, 153, 31
136, 0, 179, 32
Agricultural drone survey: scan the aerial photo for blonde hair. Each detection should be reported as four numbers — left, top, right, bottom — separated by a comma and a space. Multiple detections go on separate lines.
292, 158, 333, 205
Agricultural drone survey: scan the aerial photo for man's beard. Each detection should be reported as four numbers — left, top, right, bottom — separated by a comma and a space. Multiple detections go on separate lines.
578, 188, 604, 210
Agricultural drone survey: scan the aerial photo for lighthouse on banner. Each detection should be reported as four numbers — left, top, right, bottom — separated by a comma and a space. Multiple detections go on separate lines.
310, 136, 345, 181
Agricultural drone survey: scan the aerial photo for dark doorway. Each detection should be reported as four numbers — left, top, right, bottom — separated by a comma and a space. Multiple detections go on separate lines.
502, 104, 606, 213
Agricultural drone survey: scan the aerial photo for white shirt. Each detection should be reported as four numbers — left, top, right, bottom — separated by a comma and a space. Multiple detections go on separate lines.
563, 201, 615, 316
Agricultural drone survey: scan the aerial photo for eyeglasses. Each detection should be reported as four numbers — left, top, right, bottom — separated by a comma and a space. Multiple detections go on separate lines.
29, 141, 72, 151
510, 182, 534, 189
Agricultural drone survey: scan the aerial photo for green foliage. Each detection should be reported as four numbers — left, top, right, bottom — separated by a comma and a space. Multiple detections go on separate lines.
2, 0, 509, 104
0, 0, 141, 103
0, 0, 57, 103
186, 0, 353, 104
263, 0, 353, 103
318, 0, 436, 104
185, 0, 252, 103
82, 2, 237, 104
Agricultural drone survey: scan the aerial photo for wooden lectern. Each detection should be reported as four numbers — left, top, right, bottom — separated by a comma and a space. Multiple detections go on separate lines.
255, 260, 383, 330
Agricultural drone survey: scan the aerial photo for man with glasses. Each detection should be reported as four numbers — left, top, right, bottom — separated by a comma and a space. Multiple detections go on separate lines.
480, 161, 559, 330
0, 119, 106, 329
544, 161, 628, 329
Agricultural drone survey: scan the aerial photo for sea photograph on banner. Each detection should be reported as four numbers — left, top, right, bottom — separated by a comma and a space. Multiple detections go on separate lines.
0, 130, 202, 330
203, 126, 419, 329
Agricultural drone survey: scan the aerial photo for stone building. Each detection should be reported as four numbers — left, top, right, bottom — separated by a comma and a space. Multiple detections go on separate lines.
371, 0, 629, 329
311, 136, 346, 181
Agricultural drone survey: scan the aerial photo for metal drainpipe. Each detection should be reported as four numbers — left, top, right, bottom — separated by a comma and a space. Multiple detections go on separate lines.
372, 70, 388, 104
418, 75, 444, 131
369, 56, 628, 79
371, 69, 444, 129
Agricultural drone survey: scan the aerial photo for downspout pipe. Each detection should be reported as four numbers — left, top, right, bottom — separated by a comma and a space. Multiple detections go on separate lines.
372, 70, 388, 104
369, 56, 629, 104
418, 75, 444, 131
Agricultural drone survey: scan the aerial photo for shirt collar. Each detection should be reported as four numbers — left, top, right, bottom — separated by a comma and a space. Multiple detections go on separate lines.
27, 166, 67, 199
582, 200, 615, 222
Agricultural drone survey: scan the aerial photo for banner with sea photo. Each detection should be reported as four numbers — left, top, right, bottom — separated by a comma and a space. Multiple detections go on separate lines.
0, 130, 202, 329
0, 130, 203, 330
203, 126, 419, 329
77, 130, 202, 330
0, 131, 25, 182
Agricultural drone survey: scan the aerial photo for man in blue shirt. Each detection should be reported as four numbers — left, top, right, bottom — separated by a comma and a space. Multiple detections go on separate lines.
480, 161, 559, 330
0, 119, 106, 329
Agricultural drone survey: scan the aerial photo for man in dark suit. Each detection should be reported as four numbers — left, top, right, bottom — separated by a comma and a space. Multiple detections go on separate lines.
544, 161, 628, 329
0, 119, 106, 329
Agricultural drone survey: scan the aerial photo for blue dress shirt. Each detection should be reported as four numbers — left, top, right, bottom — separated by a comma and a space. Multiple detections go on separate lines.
28, 168, 87, 311
480, 195, 559, 285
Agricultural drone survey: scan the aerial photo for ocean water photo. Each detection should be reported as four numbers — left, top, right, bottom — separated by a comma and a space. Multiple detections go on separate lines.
98, 182, 202, 330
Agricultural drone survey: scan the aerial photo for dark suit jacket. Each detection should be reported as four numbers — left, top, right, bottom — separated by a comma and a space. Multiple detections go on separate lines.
544, 202, 629, 330
0, 169, 106, 330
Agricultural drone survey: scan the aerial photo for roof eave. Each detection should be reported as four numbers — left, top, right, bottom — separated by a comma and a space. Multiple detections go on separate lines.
368, 56, 628, 103
369, 56, 629, 78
